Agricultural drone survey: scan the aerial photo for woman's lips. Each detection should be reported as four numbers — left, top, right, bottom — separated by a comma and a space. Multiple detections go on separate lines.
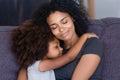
61, 31, 69, 38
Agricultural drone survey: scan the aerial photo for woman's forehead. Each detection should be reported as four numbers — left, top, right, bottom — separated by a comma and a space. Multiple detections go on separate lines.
47, 11, 70, 23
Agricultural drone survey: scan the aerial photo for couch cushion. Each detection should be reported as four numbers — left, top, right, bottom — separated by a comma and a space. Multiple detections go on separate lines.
0, 26, 20, 80
101, 18, 120, 80
0, 17, 120, 80
88, 17, 120, 80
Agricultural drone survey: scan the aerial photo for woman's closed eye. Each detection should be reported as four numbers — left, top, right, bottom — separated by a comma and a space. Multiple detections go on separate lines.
50, 24, 58, 30
62, 19, 67, 24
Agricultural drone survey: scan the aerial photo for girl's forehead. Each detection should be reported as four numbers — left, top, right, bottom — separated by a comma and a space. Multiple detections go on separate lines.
49, 38, 59, 45
53, 38, 59, 42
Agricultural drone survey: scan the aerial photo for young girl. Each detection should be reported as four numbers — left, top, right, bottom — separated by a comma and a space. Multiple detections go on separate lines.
11, 19, 98, 80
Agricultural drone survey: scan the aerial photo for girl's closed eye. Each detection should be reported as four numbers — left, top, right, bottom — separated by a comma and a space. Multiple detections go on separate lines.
55, 42, 60, 48
55, 45, 59, 48
55, 43, 59, 48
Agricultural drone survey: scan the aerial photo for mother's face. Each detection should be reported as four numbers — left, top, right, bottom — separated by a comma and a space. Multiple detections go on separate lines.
47, 11, 76, 41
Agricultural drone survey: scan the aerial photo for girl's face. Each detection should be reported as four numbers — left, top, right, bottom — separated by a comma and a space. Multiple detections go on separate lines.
47, 11, 76, 41
46, 38, 63, 59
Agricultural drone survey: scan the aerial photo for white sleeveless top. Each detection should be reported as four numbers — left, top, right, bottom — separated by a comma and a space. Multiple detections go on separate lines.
27, 60, 55, 80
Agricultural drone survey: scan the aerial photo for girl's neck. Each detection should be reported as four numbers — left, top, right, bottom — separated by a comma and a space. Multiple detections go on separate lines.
64, 34, 79, 49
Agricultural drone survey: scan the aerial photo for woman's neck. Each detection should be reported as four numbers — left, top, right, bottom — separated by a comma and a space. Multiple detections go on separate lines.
64, 34, 79, 49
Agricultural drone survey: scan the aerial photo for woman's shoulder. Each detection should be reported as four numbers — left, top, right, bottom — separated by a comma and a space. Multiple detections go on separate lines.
82, 37, 104, 58
86, 37, 103, 45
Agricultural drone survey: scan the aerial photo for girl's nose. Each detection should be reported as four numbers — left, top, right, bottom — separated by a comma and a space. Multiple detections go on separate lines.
60, 47, 63, 53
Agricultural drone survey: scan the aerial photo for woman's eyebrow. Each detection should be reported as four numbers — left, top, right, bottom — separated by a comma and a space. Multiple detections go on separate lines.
60, 16, 68, 22
49, 16, 68, 26
50, 23, 56, 26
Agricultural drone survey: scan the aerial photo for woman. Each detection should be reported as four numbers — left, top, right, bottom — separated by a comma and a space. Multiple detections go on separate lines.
18, 0, 103, 80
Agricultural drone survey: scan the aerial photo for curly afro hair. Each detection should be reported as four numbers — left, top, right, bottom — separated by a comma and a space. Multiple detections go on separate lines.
11, 20, 55, 68
33, 0, 89, 37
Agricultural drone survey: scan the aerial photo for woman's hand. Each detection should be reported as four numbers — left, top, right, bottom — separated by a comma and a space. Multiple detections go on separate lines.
82, 33, 99, 39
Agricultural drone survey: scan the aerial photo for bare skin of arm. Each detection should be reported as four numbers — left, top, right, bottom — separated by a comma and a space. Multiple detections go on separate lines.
18, 68, 27, 80
39, 33, 98, 71
17, 33, 98, 80
71, 54, 100, 80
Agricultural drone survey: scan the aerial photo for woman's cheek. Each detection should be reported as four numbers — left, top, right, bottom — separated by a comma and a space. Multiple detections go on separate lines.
52, 30, 59, 36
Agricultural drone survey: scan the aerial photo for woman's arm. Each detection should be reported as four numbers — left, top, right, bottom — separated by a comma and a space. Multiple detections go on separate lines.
39, 33, 98, 71
18, 68, 27, 80
71, 54, 100, 80
71, 38, 103, 80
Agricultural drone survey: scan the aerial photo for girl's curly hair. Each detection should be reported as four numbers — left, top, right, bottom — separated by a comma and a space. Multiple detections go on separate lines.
11, 20, 54, 68
33, 0, 89, 37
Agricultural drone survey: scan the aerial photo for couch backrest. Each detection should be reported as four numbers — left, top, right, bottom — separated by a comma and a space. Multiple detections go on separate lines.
0, 18, 120, 80
101, 18, 120, 80
0, 26, 20, 80
88, 17, 120, 80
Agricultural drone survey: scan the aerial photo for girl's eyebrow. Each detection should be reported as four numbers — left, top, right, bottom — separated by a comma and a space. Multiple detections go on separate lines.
55, 41, 59, 44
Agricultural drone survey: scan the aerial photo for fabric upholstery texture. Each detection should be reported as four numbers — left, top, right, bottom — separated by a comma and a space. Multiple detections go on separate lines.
0, 26, 20, 80
89, 18, 120, 80
0, 18, 120, 80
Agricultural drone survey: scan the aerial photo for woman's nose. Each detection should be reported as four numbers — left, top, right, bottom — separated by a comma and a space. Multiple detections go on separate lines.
59, 26, 64, 32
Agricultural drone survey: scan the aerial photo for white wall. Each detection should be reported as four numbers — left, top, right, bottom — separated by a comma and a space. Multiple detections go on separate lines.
84, 0, 120, 19
95, 0, 120, 19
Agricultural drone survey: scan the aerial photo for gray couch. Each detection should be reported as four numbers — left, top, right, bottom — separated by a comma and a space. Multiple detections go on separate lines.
0, 17, 120, 80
